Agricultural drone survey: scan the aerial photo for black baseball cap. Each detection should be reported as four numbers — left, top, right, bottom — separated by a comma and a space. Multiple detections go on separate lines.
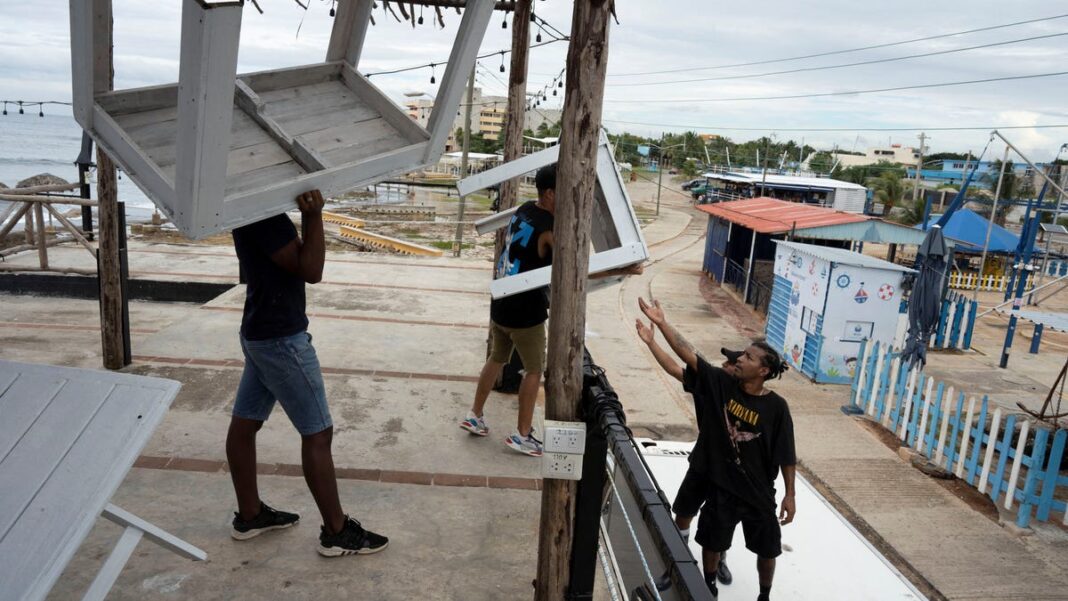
721, 347, 743, 364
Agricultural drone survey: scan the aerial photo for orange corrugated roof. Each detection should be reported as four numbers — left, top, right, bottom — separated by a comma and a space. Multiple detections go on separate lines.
695, 197, 869, 234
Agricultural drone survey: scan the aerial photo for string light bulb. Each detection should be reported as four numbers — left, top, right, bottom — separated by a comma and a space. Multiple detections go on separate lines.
536, 23, 543, 43
418, 6, 423, 24
39, 105, 44, 117
499, 51, 506, 73
530, 11, 536, 23
430, 63, 436, 84
18, 101, 24, 115
1, 102, 6, 116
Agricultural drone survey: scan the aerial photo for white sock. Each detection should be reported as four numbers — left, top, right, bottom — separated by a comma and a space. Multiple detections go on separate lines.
679, 528, 690, 543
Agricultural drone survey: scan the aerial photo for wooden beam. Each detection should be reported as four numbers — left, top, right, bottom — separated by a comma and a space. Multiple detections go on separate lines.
0, 203, 32, 244
0, 194, 98, 206
98, 145, 125, 369
423, 0, 495, 163
33, 203, 48, 269
535, 2, 613, 599
326, 0, 374, 68
174, 0, 243, 235
0, 183, 82, 195
42, 202, 97, 255
234, 80, 328, 173
494, 0, 531, 264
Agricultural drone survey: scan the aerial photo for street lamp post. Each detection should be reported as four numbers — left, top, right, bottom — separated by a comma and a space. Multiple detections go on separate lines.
652, 136, 685, 216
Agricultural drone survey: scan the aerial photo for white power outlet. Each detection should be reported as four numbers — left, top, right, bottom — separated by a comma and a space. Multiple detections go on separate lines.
542, 452, 584, 480
544, 420, 586, 454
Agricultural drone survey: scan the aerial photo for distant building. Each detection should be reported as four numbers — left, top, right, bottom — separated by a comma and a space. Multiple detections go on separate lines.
404, 87, 561, 146
831, 144, 922, 168
699, 171, 869, 214
906, 161, 1051, 190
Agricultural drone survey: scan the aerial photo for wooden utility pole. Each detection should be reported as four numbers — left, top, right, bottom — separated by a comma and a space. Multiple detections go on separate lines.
94, 0, 126, 370
535, 1, 613, 599
453, 64, 476, 257
494, 0, 532, 264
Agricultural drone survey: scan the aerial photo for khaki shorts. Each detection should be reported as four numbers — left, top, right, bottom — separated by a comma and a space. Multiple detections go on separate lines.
488, 320, 546, 375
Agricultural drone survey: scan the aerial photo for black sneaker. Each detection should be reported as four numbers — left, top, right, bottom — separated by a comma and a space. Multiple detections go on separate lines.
231, 502, 300, 540
717, 558, 733, 585
704, 572, 718, 600
318, 516, 389, 557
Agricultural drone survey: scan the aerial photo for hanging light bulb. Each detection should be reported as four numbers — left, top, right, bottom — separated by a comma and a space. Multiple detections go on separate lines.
530, 11, 536, 23
552, 89, 557, 96
418, 6, 423, 24
329, 0, 335, 17
39, 105, 44, 117
499, 52, 506, 73
18, 102, 24, 115
558, 80, 563, 88
430, 63, 436, 84
536, 24, 542, 43
1, 102, 6, 116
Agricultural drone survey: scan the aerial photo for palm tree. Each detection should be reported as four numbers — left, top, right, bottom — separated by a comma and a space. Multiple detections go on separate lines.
868, 172, 906, 216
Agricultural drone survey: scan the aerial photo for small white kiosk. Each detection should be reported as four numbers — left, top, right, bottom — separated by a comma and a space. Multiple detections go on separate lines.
766, 241, 914, 384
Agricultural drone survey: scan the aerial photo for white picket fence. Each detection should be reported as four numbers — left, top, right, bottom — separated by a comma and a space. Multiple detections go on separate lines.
848, 339, 1067, 527
948, 272, 1036, 292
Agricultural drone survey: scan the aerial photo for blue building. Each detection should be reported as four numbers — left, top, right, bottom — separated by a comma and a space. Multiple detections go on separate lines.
906, 160, 1048, 189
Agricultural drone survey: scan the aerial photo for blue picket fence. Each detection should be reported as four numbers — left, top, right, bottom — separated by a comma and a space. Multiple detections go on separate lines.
847, 339, 1067, 527
896, 291, 977, 351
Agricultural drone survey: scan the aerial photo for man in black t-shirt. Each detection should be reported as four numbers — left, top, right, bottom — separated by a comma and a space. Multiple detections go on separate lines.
637, 297, 796, 601
461, 164, 642, 456
227, 190, 388, 558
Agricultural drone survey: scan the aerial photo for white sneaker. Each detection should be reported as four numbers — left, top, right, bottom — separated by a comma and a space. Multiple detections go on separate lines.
505, 429, 543, 457
459, 412, 489, 436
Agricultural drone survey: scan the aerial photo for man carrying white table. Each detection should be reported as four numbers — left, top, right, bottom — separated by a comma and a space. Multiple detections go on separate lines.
227, 189, 388, 557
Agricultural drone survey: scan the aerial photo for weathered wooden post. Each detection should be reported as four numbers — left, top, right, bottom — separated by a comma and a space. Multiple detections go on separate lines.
535, 1, 613, 599
493, 0, 532, 264
91, 0, 127, 369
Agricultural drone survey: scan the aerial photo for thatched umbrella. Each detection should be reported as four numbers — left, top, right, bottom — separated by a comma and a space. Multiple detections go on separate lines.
16, 173, 70, 188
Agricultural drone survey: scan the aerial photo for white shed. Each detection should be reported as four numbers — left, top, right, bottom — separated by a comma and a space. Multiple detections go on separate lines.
765, 240, 914, 384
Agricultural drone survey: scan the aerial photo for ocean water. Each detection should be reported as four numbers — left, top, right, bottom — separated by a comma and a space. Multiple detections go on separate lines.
0, 112, 156, 223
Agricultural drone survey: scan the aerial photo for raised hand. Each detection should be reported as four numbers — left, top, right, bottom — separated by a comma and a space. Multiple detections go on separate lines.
635, 319, 655, 344
638, 297, 665, 326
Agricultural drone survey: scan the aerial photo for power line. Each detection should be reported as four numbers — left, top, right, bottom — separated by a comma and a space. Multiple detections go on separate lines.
601, 119, 1068, 133
607, 32, 1068, 87
608, 13, 1068, 77
603, 70, 1068, 104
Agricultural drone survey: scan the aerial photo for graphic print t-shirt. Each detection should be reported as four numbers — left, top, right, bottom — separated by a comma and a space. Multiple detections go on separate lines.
489, 201, 554, 328
683, 356, 796, 508
232, 214, 308, 340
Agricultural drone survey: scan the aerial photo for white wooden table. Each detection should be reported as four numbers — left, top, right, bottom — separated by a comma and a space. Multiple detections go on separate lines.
0, 360, 205, 601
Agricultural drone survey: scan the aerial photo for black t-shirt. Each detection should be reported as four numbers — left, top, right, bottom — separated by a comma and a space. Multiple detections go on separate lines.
232, 214, 309, 340
489, 201, 554, 328
683, 356, 796, 508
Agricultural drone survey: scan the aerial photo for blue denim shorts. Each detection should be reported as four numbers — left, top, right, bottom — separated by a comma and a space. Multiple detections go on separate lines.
233, 331, 333, 436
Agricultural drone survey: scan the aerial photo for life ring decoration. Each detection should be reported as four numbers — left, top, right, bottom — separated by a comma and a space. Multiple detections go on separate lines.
878, 284, 895, 301
836, 274, 851, 289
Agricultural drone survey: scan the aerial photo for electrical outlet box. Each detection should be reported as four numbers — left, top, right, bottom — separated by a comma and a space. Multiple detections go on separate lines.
542, 452, 584, 481
544, 420, 587, 454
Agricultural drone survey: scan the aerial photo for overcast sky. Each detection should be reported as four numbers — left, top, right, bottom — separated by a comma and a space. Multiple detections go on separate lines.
2, 1, 1066, 160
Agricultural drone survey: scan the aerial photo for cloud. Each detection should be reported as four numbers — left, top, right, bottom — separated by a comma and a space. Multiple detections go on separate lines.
1, 0, 1065, 158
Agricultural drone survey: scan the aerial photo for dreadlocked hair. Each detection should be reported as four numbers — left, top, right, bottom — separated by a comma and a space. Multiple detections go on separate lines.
751, 339, 789, 381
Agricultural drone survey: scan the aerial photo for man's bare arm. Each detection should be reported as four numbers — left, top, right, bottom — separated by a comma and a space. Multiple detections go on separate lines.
636, 319, 683, 381
779, 464, 797, 525
638, 298, 698, 370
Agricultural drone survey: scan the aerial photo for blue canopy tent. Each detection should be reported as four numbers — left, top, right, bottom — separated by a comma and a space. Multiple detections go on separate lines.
915, 208, 1034, 254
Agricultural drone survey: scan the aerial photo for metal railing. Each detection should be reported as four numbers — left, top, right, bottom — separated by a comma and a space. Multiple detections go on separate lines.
569, 350, 713, 601
720, 259, 771, 314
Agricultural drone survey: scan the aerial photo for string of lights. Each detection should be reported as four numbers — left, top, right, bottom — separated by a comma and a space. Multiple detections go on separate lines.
0, 100, 72, 117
